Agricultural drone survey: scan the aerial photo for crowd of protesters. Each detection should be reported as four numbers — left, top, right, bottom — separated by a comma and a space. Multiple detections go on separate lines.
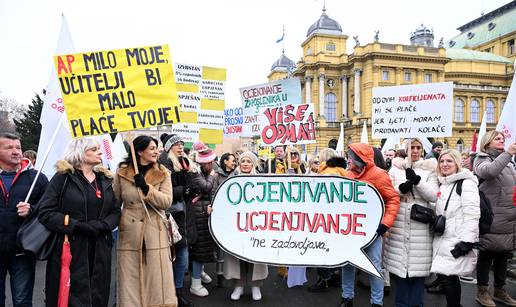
0, 130, 515, 307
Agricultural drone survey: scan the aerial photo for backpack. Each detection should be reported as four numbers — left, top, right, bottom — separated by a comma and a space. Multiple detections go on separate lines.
456, 178, 493, 235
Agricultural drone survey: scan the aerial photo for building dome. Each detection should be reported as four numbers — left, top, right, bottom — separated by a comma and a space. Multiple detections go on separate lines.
271, 52, 295, 72
306, 8, 342, 37
410, 24, 434, 47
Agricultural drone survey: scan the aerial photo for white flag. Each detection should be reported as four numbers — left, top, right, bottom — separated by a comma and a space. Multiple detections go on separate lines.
360, 121, 369, 144
98, 134, 127, 171
336, 122, 344, 154
36, 15, 74, 178
477, 111, 487, 152
496, 62, 516, 150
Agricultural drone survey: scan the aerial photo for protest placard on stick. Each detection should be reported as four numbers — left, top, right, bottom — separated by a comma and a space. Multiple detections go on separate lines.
54, 45, 181, 138
371, 82, 453, 139
259, 103, 316, 146
240, 78, 301, 137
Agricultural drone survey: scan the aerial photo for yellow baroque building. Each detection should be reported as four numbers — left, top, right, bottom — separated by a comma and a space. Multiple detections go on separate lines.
268, 2, 515, 153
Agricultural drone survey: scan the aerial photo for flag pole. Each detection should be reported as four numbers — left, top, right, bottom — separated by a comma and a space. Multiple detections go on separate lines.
24, 113, 67, 203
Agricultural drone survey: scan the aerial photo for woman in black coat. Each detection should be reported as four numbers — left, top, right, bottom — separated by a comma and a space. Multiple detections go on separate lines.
158, 133, 199, 306
188, 142, 217, 297
38, 138, 121, 307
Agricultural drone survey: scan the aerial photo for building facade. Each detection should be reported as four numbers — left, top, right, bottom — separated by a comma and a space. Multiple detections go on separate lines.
268, 2, 515, 153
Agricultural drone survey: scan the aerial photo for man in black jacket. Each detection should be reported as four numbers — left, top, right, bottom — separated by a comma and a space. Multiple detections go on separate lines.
0, 132, 48, 307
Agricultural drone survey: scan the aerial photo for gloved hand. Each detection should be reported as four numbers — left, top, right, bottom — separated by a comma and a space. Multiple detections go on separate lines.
88, 220, 110, 233
450, 241, 475, 258
376, 224, 389, 236
405, 168, 421, 185
74, 222, 99, 237
184, 186, 200, 199
399, 181, 414, 194
134, 174, 149, 195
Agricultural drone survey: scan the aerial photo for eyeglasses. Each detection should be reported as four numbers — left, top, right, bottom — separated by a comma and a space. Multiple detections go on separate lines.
291, 152, 299, 156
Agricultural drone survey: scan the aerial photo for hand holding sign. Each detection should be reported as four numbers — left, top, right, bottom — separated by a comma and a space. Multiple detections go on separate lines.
209, 175, 385, 278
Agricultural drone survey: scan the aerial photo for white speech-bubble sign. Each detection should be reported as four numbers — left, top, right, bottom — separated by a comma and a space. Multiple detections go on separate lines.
210, 175, 385, 278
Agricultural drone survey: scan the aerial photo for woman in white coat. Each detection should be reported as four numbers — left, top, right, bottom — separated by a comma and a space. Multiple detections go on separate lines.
431, 149, 480, 307
384, 138, 439, 307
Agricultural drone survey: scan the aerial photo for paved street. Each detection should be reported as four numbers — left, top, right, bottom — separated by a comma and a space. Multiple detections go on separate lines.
5, 250, 516, 307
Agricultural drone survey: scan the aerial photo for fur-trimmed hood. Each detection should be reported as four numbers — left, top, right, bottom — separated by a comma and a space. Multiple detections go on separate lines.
55, 160, 114, 178
391, 156, 437, 172
116, 162, 169, 186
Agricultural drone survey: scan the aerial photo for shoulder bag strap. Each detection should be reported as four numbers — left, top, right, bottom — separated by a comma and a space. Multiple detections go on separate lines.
443, 181, 458, 212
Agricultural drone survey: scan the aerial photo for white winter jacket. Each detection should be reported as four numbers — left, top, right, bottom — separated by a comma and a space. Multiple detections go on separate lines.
430, 169, 480, 276
384, 157, 439, 278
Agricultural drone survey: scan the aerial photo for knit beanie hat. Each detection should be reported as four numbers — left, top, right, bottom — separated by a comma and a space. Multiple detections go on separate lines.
238, 151, 258, 167
432, 141, 443, 150
160, 133, 183, 152
193, 141, 216, 164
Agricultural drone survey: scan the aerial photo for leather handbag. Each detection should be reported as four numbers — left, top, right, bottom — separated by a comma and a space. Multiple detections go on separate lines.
410, 204, 436, 224
433, 181, 458, 236
17, 176, 68, 260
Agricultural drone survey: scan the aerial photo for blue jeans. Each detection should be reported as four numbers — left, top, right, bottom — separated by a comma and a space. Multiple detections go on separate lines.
192, 260, 203, 279
0, 254, 36, 307
173, 245, 189, 288
393, 275, 425, 307
341, 236, 383, 305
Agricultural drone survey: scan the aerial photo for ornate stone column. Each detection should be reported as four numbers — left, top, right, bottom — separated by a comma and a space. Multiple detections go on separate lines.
305, 76, 312, 104
319, 74, 325, 118
353, 69, 361, 114
340, 75, 348, 118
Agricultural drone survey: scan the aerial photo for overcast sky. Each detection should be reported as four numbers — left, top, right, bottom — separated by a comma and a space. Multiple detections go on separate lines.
0, 0, 510, 108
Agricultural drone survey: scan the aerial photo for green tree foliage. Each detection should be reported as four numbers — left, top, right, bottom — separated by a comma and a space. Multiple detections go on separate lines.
14, 91, 44, 151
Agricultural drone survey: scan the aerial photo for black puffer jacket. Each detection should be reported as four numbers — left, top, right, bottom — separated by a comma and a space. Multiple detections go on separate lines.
189, 168, 216, 263
0, 158, 48, 256
158, 152, 198, 247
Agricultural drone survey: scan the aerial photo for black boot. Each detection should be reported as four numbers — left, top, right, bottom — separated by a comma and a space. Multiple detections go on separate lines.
338, 297, 353, 307
308, 277, 329, 292
176, 288, 194, 307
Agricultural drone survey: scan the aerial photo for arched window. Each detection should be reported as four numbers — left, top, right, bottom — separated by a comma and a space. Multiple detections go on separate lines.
470, 99, 480, 122
324, 93, 337, 122
456, 139, 464, 153
486, 99, 495, 123
454, 98, 464, 122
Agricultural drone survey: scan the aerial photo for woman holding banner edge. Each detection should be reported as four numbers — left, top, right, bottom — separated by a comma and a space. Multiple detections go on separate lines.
223, 151, 268, 301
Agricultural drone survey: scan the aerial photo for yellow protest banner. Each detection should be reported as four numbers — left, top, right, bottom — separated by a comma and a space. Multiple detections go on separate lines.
54, 45, 180, 138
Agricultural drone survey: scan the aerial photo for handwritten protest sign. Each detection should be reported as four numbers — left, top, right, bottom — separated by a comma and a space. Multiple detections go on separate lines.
240, 78, 302, 137
259, 103, 316, 146
175, 63, 226, 144
224, 107, 243, 138
210, 175, 384, 277
54, 45, 180, 138
371, 82, 453, 139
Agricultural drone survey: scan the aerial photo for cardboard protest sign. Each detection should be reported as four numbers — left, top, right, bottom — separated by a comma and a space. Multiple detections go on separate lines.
210, 175, 385, 278
54, 45, 180, 138
174, 63, 226, 144
259, 103, 316, 146
240, 78, 302, 137
224, 107, 243, 138
372, 82, 453, 139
